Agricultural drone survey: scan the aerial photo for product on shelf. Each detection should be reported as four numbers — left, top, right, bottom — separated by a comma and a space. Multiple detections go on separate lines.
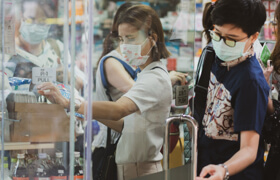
34, 153, 51, 180
50, 152, 67, 180
13, 154, 29, 180
74, 152, 83, 180
4, 161, 12, 180
10, 158, 17, 178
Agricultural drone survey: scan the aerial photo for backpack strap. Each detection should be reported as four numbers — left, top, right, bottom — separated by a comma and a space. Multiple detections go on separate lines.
99, 56, 137, 93
100, 55, 135, 146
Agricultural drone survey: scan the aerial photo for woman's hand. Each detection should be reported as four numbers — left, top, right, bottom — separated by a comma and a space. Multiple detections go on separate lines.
37, 82, 69, 108
263, 60, 274, 85
196, 164, 225, 180
169, 71, 188, 86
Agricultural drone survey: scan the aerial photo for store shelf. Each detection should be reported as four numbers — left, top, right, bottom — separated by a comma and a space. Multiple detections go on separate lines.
0, 142, 55, 150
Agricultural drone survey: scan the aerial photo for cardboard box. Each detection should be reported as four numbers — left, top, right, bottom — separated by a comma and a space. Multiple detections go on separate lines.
7, 103, 70, 142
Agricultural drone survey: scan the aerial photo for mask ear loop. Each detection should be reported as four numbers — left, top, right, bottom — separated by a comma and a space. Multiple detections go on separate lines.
153, 39, 158, 53
145, 39, 154, 56
149, 33, 158, 54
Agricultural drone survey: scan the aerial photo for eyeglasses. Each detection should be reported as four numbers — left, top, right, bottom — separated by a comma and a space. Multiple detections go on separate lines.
209, 30, 248, 47
23, 17, 47, 25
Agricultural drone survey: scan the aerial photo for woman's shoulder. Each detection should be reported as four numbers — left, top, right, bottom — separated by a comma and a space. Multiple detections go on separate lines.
101, 50, 122, 61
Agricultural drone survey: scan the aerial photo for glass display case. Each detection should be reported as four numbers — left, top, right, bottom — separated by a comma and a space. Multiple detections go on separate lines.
0, 0, 199, 179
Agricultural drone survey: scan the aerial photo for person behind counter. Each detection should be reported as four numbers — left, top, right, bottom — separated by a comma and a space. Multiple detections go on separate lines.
38, 4, 173, 180
4, 0, 84, 90
196, 0, 269, 180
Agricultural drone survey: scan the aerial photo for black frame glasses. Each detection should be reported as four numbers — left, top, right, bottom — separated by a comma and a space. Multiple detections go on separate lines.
209, 30, 247, 47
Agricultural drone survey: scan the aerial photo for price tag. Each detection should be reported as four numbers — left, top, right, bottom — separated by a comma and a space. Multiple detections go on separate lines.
58, 170, 64, 174
175, 85, 189, 106
32, 67, 56, 84
37, 168, 43, 172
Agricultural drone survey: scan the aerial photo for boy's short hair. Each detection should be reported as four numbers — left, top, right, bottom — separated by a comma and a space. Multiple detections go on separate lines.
211, 0, 266, 37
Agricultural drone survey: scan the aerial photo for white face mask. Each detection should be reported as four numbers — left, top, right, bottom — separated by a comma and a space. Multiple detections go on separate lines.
19, 21, 50, 45
120, 38, 153, 66
212, 38, 249, 62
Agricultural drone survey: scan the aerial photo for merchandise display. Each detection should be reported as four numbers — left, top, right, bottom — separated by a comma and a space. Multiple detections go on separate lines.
0, 0, 277, 179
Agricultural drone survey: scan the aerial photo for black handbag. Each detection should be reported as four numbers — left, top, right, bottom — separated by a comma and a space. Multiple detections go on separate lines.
93, 128, 119, 180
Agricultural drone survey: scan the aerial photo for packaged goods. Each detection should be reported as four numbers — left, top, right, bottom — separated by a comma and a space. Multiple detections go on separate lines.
73, 152, 83, 180
50, 152, 67, 180
13, 154, 29, 180
34, 153, 51, 180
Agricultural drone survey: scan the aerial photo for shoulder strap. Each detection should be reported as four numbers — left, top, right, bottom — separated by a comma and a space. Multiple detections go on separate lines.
194, 44, 215, 94
47, 38, 61, 59
100, 56, 137, 92
106, 127, 112, 146
151, 66, 168, 74
100, 56, 133, 146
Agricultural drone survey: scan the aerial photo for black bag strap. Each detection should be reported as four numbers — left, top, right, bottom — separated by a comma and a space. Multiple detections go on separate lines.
191, 43, 215, 133
106, 126, 112, 146
193, 44, 215, 107
194, 43, 215, 94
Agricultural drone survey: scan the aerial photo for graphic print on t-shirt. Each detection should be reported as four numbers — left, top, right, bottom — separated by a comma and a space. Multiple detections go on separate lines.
202, 72, 238, 141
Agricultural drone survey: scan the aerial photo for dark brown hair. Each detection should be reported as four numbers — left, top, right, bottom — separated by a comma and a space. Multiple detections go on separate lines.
211, 0, 266, 37
117, 4, 170, 61
202, 2, 214, 44
271, 2, 280, 74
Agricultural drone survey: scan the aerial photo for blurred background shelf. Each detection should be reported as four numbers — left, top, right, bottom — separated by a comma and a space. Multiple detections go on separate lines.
0, 142, 55, 150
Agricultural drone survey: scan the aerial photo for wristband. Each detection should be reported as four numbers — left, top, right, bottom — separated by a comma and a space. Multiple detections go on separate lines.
218, 164, 229, 180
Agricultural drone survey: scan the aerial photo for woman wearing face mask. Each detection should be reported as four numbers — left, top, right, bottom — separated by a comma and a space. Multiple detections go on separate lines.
92, 3, 188, 179
5, 0, 84, 90
38, 4, 172, 180
196, 0, 269, 180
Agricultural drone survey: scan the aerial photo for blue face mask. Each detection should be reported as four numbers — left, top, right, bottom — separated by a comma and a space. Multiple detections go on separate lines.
212, 38, 249, 62
19, 21, 50, 44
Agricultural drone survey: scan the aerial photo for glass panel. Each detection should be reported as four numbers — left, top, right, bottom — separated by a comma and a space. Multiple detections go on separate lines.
0, 0, 200, 179
1, 0, 87, 179
89, 0, 197, 180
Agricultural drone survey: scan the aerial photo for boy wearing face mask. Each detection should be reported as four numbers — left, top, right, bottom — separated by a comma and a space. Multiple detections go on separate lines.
4, 0, 84, 90
196, 0, 269, 180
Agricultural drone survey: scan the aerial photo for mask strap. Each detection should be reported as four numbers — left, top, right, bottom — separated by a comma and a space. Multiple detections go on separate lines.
144, 39, 155, 56
242, 43, 254, 57
141, 38, 149, 46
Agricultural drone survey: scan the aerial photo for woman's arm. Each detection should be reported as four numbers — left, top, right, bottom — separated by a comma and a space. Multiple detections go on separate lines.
105, 57, 135, 93
97, 119, 124, 133
169, 71, 188, 85
263, 60, 275, 115
197, 130, 259, 180
267, 98, 275, 115
77, 96, 138, 121
38, 82, 138, 127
